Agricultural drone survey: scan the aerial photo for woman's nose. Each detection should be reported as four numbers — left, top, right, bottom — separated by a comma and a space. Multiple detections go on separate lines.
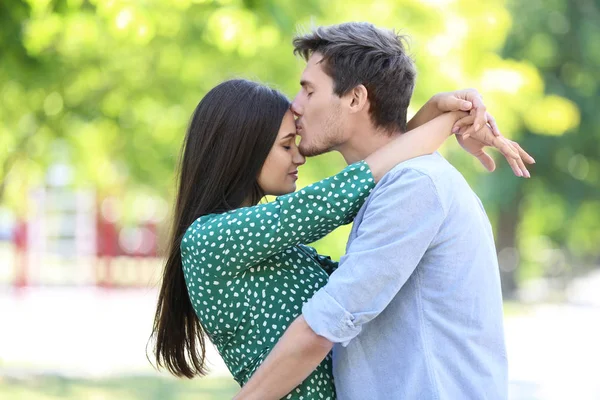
293, 151, 306, 166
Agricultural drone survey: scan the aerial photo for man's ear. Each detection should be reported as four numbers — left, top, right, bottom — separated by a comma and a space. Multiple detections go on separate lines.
348, 84, 369, 114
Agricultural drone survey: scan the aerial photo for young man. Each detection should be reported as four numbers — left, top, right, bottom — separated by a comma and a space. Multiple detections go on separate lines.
236, 22, 532, 399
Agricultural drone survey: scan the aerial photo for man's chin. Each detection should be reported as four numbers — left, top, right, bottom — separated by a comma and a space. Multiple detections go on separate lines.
299, 144, 328, 158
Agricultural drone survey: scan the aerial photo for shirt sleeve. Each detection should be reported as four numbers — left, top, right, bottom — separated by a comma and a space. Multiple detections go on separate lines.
181, 161, 374, 275
302, 167, 446, 346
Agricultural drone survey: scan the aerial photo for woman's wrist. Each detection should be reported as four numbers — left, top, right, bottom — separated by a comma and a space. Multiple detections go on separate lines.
445, 110, 469, 130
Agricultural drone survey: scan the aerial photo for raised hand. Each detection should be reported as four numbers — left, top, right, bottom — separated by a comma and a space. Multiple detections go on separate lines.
434, 88, 501, 138
456, 122, 535, 177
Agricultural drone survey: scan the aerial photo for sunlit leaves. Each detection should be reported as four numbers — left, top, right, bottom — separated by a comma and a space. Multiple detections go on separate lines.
1, 0, 597, 278
23, 14, 62, 55
524, 95, 580, 136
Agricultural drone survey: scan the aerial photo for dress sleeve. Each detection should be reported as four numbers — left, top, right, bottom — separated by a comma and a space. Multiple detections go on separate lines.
298, 245, 339, 276
316, 254, 339, 276
181, 161, 375, 275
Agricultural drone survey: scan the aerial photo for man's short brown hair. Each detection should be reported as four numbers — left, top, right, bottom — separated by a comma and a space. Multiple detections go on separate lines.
294, 22, 416, 133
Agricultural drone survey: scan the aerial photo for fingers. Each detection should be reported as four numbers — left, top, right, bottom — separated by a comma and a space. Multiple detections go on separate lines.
459, 100, 473, 111
472, 103, 487, 133
494, 137, 530, 177
437, 94, 473, 112
510, 140, 536, 164
476, 150, 496, 172
449, 89, 493, 139
506, 155, 523, 177
461, 89, 486, 132
486, 113, 501, 137
453, 116, 479, 140
513, 144, 530, 178
509, 141, 531, 177
493, 136, 518, 159
457, 125, 469, 136
498, 139, 525, 177
452, 115, 475, 133
467, 125, 530, 179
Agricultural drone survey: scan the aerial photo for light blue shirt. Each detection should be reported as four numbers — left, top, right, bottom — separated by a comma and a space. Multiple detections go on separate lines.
303, 153, 508, 400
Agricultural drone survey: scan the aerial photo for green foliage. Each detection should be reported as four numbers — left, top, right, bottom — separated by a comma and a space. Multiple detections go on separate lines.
0, 375, 239, 400
499, 0, 600, 281
0, 0, 596, 289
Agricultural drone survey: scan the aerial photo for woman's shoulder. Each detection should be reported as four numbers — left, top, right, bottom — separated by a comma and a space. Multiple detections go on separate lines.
180, 213, 223, 251
183, 209, 243, 236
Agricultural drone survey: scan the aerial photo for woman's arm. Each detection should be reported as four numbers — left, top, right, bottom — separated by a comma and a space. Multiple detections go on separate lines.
406, 90, 534, 177
407, 89, 492, 136
366, 110, 465, 182
368, 109, 533, 181
183, 111, 477, 274
181, 161, 375, 274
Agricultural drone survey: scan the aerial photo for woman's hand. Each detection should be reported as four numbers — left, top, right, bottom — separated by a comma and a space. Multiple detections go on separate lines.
416, 88, 535, 177
457, 123, 535, 178
433, 89, 500, 139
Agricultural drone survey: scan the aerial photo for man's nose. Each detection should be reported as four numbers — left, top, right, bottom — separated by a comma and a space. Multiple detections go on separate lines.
291, 96, 302, 117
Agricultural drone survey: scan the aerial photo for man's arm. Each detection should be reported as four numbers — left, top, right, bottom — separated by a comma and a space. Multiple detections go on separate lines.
233, 316, 333, 400
235, 168, 445, 399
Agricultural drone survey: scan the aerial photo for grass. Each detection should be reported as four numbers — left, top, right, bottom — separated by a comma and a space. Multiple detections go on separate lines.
503, 300, 535, 317
0, 374, 240, 400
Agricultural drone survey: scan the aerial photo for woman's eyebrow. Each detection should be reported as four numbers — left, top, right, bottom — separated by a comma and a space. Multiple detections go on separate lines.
280, 133, 296, 140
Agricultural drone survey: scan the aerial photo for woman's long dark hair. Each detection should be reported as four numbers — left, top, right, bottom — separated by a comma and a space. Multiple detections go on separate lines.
150, 79, 290, 378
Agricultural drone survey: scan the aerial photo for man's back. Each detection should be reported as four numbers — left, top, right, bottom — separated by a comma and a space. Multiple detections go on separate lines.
304, 152, 507, 399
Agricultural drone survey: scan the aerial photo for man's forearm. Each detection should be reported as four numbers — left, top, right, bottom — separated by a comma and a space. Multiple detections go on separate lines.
406, 94, 443, 131
233, 316, 333, 400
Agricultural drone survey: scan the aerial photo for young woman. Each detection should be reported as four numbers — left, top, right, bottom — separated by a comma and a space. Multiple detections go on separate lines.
150, 79, 518, 399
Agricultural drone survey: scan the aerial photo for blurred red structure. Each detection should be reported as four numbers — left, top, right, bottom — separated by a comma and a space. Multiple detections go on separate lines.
13, 220, 28, 288
10, 190, 160, 288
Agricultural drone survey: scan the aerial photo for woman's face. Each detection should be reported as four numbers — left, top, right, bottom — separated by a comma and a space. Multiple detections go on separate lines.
258, 110, 306, 196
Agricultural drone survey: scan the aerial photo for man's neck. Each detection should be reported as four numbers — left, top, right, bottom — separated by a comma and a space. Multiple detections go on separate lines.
336, 126, 403, 165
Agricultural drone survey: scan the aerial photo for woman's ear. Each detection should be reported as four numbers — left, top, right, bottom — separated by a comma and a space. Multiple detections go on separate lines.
348, 84, 369, 114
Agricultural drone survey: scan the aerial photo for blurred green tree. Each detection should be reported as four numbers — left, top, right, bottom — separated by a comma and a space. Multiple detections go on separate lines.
0, 0, 322, 216
0, 0, 592, 297
492, 0, 600, 295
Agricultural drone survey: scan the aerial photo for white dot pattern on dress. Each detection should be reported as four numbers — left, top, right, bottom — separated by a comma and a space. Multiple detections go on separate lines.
180, 161, 375, 399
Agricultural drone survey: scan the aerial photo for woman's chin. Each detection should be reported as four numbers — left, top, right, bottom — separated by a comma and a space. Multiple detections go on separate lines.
285, 184, 296, 194
268, 185, 296, 197
282, 184, 296, 195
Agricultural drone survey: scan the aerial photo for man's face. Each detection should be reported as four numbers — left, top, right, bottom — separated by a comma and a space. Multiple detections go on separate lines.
291, 53, 346, 157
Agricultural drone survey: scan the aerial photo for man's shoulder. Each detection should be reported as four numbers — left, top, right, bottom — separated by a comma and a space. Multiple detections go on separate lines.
372, 152, 474, 212
378, 152, 459, 190
362, 153, 450, 211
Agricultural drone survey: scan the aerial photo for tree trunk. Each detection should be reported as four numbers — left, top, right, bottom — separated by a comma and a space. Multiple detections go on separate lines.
496, 189, 523, 299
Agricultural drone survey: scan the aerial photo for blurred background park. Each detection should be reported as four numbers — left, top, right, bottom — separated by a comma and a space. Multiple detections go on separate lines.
0, 0, 598, 399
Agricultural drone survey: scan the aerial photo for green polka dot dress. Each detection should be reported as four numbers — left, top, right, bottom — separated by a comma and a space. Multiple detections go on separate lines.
180, 161, 375, 399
